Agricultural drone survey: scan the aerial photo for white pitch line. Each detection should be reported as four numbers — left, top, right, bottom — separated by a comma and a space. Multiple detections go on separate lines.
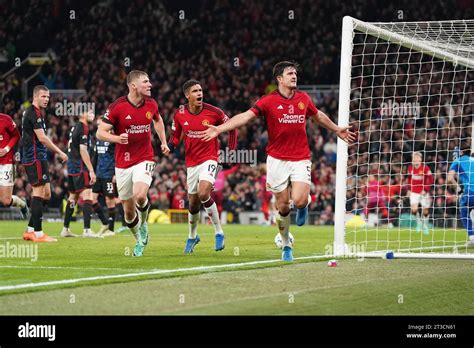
0, 265, 148, 272
0, 254, 329, 291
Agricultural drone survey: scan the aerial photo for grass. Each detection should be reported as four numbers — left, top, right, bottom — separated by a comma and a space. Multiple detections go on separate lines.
0, 221, 472, 315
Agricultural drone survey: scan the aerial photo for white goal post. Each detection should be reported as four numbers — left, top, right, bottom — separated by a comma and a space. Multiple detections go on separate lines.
335, 16, 474, 259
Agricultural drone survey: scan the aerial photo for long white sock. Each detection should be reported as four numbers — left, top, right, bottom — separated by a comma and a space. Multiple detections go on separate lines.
276, 212, 291, 247
27, 226, 34, 232
422, 214, 429, 229
34, 231, 44, 238
202, 197, 223, 235
136, 198, 150, 226
11, 195, 26, 208
125, 212, 141, 241
188, 211, 199, 239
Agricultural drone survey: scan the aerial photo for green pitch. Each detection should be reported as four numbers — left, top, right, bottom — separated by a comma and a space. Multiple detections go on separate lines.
0, 221, 472, 315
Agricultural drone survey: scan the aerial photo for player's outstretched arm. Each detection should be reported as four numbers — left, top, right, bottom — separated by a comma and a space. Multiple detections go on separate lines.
79, 144, 96, 184
202, 110, 256, 142
96, 121, 127, 144
313, 110, 356, 143
153, 117, 170, 155
33, 128, 67, 163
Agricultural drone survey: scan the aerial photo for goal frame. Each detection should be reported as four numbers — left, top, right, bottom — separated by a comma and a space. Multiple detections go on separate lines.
334, 16, 474, 259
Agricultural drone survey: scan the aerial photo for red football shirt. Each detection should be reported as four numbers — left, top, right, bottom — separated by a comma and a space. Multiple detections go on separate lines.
0, 113, 20, 165
407, 164, 433, 194
170, 103, 237, 167
102, 96, 160, 169
249, 90, 318, 161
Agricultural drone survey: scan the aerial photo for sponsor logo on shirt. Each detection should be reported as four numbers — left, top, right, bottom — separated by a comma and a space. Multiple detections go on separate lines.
184, 121, 189, 126
277, 105, 283, 110
278, 114, 305, 124
125, 115, 132, 120
186, 130, 205, 139
125, 124, 150, 134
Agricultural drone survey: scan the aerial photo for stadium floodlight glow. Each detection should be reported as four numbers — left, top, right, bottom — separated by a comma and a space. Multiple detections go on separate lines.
335, 16, 474, 259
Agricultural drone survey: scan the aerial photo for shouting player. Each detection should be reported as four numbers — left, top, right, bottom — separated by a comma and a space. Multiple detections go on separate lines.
0, 112, 29, 217
168, 79, 237, 253
97, 70, 170, 257
22, 85, 68, 242
202, 61, 355, 261
61, 111, 105, 238
407, 152, 433, 234
91, 118, 117, 237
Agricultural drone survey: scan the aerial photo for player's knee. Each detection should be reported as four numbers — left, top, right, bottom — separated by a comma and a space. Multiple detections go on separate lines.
278, 203, 291, 215
411, 208, 418, 215
189, 202, 200, 214
1, 197, 12, 206
197, 191, 210, 203
134, 193, 147, 206
294, 196, 309, 209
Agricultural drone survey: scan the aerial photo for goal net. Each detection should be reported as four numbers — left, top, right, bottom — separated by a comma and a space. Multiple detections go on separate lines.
335, 17, 474, 259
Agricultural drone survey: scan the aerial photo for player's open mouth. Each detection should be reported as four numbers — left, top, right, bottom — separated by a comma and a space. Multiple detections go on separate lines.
197, 97, 202, 102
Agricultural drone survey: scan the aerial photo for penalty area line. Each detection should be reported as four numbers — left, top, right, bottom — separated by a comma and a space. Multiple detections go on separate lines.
0, 254, 329, 291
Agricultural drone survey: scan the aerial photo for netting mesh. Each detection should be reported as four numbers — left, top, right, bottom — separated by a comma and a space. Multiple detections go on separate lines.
345, 20, 474, 255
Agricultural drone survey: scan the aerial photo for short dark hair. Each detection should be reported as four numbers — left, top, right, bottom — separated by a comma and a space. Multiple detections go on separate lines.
127, 70, 148, 85
273, 61, 299, 80
33, 85, 49, 96
182, 79, 201, 94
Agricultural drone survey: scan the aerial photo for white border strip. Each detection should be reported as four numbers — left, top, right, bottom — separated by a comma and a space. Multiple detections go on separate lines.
0, 254, 330, 292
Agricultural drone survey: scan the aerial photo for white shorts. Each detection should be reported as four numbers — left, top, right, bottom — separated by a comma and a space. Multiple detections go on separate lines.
0, 164, 14, 186
410, 192, 431, 209
115, 161, 155, 200
266, 155, 311, 193
187, 160, 218, 194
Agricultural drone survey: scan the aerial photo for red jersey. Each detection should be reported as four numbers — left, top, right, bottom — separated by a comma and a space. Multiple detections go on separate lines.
249, 90, 318, 161
407, 164, 433, 194
170, 103, 237, 167
102, 96, 161, 169
0, 113, 20, 165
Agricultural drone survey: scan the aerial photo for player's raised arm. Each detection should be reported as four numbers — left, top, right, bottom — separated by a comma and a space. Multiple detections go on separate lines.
313, 110, 356, 143
33, 127, 68, 163
153, 116, 170, 155
201, 109, 256, 142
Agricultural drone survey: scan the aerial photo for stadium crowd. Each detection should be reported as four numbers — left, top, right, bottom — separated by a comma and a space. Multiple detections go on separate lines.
1, 0, 473, 224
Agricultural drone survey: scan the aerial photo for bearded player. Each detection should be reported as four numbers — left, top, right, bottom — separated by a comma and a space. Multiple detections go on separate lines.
97, 70, 170, 257
406, 151, 433, 234
0, 113, 29, 217
202, 61, 355, 261
168, 80, 237, 253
